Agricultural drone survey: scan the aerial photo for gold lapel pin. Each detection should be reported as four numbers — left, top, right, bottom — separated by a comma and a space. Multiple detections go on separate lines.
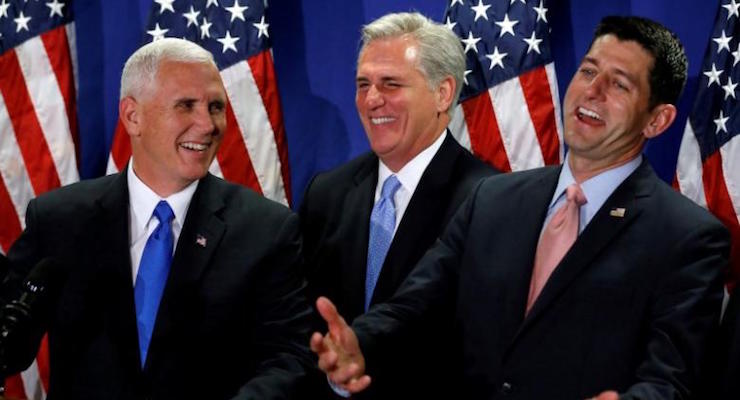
609, 208, 626, 218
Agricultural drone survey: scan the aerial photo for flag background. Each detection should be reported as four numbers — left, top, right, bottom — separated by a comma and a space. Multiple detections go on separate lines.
0, 0, 731, 399
63, 0, 717, 208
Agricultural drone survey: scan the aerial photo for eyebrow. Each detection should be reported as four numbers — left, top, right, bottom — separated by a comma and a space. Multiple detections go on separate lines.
582, 56, 639, 86
355, 75, 403, 84
174, 97, 197, 105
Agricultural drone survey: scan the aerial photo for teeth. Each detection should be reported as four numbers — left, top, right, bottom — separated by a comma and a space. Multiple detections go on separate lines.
578, 107, 602, 121
180, 142, 208, 151
370, 117, 395, 125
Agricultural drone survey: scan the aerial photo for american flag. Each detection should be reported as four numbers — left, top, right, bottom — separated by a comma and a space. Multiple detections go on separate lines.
106, 0, 292, 206
1, 0, 75, 397
0, 0, 290, 398
674, 0, 740, 288
444, 0, 563, 172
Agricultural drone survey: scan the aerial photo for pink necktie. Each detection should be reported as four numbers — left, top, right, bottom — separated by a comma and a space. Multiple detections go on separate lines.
526, 184, 587, 314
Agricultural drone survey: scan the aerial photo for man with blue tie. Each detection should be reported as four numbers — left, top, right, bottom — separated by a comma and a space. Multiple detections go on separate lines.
2, 38, 313, 399
299, 12, 495, 399
311, 16, 730, 399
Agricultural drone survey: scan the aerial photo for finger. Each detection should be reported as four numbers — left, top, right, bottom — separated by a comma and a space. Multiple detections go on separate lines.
345, 375, 372, 393
316, 297, 347, 336
317, 349, 338, 372
329, 361, 364, 384
310, 332, 326, 353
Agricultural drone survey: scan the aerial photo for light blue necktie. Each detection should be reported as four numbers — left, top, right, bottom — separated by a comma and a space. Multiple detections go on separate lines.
134, 200, 174, 366
365, 175, 401, 311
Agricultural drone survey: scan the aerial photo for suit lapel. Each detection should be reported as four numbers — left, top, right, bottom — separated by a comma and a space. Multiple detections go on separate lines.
146, 174, 226, 368
340, 158, 378, 319
496, 168, 561, 343
518, 161, 655, 335
92, 172, 142, 374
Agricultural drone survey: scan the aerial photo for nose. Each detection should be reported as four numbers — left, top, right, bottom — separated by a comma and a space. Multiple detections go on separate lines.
194, 104, 218, 136
584, 73, 607, 100
364, 84, 384, 109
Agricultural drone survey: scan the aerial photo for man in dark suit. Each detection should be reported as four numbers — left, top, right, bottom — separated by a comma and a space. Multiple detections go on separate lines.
299, 12, 494, 399
311, 16, 730, 399
2, 38, 313, 399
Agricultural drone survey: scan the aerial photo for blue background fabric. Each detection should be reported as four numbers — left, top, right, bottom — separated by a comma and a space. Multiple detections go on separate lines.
72, 0, 719, 207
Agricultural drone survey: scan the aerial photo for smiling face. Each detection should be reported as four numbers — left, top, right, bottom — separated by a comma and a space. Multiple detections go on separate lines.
355, 35, 454, 172
121, 60, 227, 197
563, 34, 674, 180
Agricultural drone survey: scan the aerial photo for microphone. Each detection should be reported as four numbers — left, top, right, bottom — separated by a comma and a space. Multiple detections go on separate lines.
0, 258, 64, 376
0, 254, 8, 289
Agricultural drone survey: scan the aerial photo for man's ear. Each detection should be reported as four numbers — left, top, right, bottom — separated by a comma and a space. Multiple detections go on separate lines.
119, 96, 140, 137
642, 103, 677, 139
435, 75, 456, 113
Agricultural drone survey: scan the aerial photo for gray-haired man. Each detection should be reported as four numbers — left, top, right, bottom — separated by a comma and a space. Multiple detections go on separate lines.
4, 38, 313, 399
300, 12, 495, 398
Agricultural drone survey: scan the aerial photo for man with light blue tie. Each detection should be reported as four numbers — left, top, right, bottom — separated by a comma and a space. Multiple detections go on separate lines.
311, 16, 730, 399
3, 38, 313, 399
299, 12, 495, 399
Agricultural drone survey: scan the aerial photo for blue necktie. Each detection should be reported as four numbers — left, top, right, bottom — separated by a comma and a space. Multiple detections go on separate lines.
365, 175, 401, 311
134, 200, 174, 366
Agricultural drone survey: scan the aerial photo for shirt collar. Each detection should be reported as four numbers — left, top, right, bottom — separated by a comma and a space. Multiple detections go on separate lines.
550, 154, 642, 225
377, 130, 447, 195
127, 162, 199, 233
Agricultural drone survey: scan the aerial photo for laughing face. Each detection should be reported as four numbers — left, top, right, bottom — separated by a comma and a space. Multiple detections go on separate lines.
122, 60, 227, 196
563, 34, 665, 177
355, 35, 453, 172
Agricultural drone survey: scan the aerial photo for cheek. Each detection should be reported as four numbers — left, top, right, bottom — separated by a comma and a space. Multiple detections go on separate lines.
563, 81, 579, 105
215, 115, 227, 132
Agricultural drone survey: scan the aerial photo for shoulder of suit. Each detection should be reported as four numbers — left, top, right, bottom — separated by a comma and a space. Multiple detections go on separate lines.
301, 152, 377, 205
24, 174, 121, 226
311, 152, 376, 183
478, 164, 557, 188
33, 173, 119, 207
648, 175, 728, 231
203, 174, 293, 218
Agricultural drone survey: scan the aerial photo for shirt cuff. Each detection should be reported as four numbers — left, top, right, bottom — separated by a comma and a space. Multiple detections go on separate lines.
327, 376, 351, 398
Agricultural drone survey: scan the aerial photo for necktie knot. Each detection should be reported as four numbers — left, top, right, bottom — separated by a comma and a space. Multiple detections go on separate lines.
565, 184, 587, 206
380, 175, 401, 202
153, 200, 174, 225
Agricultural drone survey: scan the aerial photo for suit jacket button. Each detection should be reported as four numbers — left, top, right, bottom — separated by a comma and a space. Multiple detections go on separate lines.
501, 382, 513, 395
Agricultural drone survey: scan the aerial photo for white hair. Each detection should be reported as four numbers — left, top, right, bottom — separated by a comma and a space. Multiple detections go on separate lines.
360, 12, 465, 116
120, 38, 216, 100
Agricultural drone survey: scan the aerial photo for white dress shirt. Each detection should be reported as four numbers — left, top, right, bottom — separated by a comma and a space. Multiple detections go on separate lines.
127, 163, 198, 283
375, 130, 447, 236
544, 154, 643, 235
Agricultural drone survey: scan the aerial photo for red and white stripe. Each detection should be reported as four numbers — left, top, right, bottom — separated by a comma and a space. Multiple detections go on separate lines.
106, 50, 291, 206
0, 22, 78, 400
675, 122, 740, 289
449, 63, 563, 172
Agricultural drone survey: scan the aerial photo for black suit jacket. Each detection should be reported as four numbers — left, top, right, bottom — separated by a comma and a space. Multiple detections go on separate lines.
5, 172, 313, 400
353, 160, 729, 399
700, 283, 740, 398
300, 133, 495, 398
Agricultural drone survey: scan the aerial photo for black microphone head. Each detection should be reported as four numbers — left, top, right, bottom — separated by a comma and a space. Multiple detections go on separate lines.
23, 258, 63, 295
0, 253, 8, 280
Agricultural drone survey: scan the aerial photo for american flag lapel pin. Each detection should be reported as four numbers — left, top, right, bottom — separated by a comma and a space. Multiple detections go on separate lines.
196, 234, 207, 248
609, 208, 626, 218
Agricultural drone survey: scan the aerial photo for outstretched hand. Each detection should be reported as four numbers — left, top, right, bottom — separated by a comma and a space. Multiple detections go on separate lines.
310, 296, 371, 393
590, 390, 619, 400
